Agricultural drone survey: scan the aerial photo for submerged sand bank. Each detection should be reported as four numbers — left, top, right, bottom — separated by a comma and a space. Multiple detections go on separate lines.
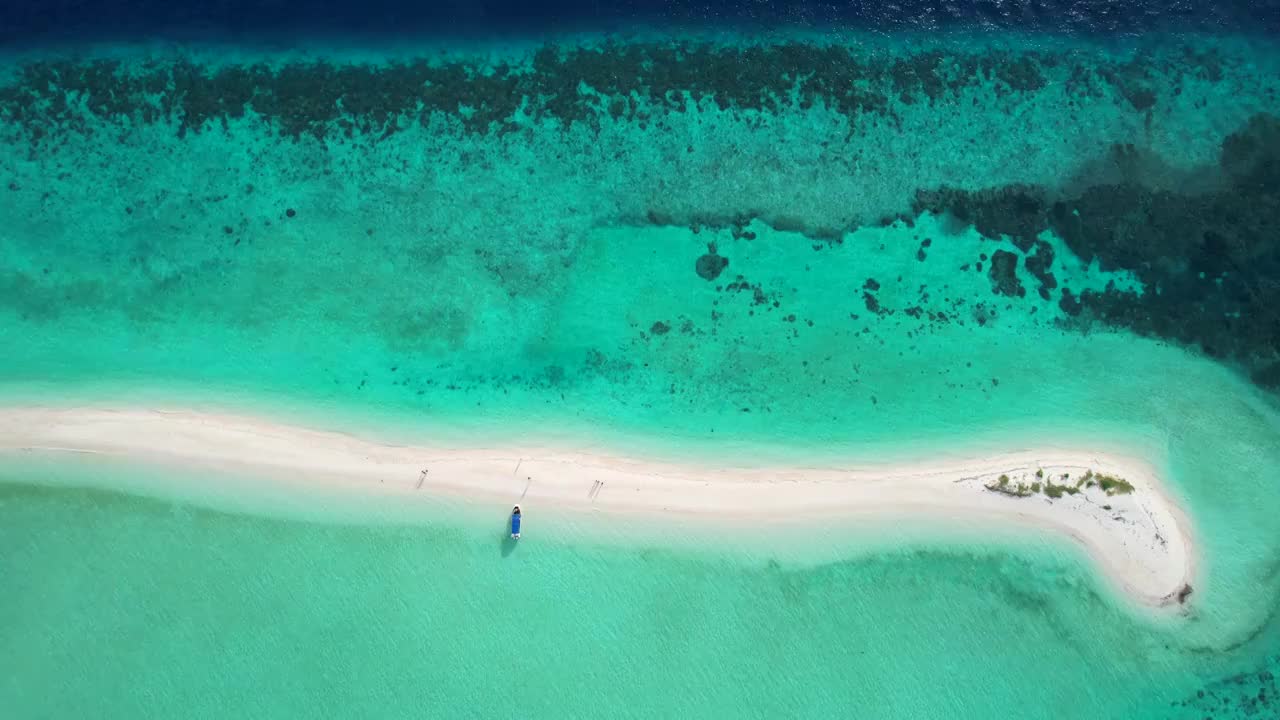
0, 406, 1194, 608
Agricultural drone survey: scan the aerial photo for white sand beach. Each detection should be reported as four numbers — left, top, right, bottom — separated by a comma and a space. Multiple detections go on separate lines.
0, 406, 1194, 608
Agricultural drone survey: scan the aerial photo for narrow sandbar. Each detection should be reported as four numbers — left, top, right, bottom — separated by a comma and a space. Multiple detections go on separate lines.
0, 405, 1194, 608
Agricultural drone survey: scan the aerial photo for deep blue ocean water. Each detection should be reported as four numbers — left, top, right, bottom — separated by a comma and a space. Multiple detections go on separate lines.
3, 0, 1280, 44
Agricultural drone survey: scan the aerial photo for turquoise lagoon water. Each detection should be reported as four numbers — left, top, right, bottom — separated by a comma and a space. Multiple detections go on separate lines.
3, 32, 1280, 718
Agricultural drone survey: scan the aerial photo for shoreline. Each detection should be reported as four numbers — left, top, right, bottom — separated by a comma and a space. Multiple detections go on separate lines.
0, 405, 1196, 610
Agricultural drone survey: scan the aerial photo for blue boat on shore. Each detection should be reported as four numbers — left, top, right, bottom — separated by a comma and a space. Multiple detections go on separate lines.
510, 505, 522, 539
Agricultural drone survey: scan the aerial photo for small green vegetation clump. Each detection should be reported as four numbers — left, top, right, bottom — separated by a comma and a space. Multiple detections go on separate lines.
1075, 469, 1135, 494
1042, 479, 1081, 499
1095, 473, 1135, 495
987, 474, 1034, 497
984, 468, 1134, 500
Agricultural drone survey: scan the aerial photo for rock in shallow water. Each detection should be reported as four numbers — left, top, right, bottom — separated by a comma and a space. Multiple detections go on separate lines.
695, 251, 728, 281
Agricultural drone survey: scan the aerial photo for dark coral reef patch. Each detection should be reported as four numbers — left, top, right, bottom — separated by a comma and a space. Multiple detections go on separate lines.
0, 42, 1216, 141
915, 113, 1280, 387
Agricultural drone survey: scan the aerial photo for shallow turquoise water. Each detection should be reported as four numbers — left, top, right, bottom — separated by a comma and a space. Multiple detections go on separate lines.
2, 32, 1280, 718
2, 481, 1275, 720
